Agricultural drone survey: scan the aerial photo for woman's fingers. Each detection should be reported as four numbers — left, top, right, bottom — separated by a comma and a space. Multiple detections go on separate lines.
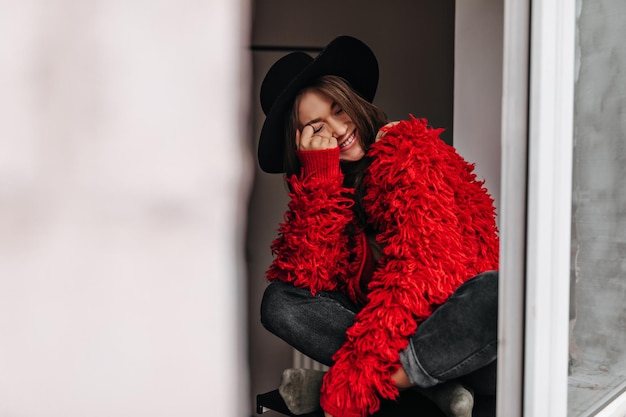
295, 125, 311, 150
308, 135, 337, 150
375, 120, 401, 142
298, 125, 337, 151
298, 125, 315, 150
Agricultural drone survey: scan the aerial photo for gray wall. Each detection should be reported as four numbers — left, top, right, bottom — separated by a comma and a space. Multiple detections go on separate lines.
247, 1, 503, 415
569, 0, 626, 413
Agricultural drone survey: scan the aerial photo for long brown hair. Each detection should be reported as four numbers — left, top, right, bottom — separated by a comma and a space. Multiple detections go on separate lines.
282, 75, 387, 226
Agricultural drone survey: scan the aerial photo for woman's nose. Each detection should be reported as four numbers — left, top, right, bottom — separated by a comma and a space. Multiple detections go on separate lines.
329, 118, 347, 138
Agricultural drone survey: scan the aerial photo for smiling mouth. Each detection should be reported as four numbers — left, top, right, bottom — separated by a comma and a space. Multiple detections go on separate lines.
339, 131, 356, 150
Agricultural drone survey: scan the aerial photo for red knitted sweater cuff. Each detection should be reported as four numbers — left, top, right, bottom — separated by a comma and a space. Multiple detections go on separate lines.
296, 148, 341, 180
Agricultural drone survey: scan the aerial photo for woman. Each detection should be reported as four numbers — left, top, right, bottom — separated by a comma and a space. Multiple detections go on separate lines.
258, 36, 499, 417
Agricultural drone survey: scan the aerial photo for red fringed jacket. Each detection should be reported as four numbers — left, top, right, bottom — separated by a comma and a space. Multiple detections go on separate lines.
267, 117, 499, 417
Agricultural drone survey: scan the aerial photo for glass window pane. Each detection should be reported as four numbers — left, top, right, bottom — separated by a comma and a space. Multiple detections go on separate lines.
568, 0, 626, 415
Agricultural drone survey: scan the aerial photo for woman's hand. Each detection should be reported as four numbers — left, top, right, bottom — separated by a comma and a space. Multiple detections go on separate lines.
391, 365, 413, 389
375, 121, 400, 142
324, 412, 333, 417
296, 125, 338, 151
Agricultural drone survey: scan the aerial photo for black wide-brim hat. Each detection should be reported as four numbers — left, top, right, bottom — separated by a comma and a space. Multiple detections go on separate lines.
258, 36, 379, 173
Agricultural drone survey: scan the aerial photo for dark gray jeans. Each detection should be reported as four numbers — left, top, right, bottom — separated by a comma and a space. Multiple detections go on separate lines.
260, 271, 498, 396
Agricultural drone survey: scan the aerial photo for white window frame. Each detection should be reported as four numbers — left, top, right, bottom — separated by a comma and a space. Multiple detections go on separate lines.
524, 0, 575, 415
499, 0, 626, 416
496, 0, 530, 415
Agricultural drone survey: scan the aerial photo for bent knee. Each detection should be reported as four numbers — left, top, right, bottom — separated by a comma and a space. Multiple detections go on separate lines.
460, 271, 499, 323
476, 269, 498, 292
260, 282, 284, 331
476, 271, 499, 330
260, 281, 307, 334
468, 270, 498, 297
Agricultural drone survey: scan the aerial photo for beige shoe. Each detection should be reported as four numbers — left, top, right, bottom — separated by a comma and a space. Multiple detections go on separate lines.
278, 368, 326, 415
416, 381, 474, 417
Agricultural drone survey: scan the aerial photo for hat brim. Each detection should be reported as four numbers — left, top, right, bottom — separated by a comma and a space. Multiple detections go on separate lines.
258, 36, 379, 173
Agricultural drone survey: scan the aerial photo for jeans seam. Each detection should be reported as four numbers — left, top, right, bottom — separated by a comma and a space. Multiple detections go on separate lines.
436, 339, 498, 380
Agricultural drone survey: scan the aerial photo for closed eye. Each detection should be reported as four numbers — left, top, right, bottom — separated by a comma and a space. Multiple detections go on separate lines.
332, 103, 343, 115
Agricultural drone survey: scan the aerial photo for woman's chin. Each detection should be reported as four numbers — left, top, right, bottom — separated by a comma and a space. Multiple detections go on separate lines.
339, 148, 366, 163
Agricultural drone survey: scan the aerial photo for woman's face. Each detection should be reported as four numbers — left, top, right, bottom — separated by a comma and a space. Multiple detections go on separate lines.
296, 89, 365, 162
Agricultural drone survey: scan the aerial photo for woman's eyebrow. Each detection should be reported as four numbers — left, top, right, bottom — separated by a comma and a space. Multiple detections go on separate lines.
303, 102, 339, 127
304, 117, 322, 127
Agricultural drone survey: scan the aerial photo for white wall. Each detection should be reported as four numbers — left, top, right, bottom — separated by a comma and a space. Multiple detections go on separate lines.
454, 0, 504, 213
0, 1, 250, 416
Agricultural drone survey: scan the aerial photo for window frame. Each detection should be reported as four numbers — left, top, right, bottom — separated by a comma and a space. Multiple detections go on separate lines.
499, 0, 626, 416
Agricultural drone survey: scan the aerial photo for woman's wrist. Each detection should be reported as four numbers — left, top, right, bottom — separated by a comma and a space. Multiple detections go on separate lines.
297, 148, 341, 179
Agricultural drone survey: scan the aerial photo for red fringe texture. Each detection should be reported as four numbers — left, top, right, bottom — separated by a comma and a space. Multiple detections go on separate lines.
266, 171, 366, 300
269, 116, 499, 417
